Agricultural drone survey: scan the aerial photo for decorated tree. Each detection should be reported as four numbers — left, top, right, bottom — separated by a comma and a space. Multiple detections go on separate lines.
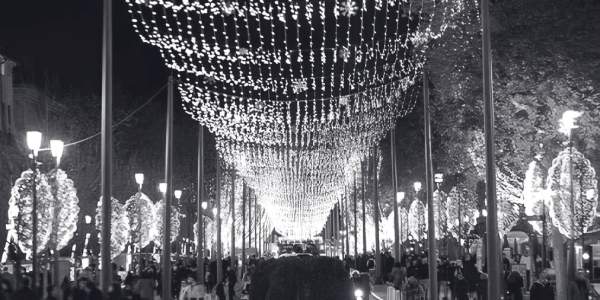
125, 192, 156, 250
433, 190, 448, 239
47, 168, 80, 252
7, 170, 54, 258
408, 200, 427, 241
446, 186, 477, 241
522, 158, 551, 234
547, 147, 598, 239
153, 200, 181, 250
95, 197, 129, 259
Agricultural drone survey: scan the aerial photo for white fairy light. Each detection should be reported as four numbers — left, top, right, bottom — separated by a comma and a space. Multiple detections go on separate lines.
124, 0, 467, 238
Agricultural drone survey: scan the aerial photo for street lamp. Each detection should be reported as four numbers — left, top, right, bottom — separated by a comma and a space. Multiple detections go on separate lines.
201, 201, 208, 210
159, 182, 167, 195
396, 192, 405, 204
174, 190, 183, 203
50, 139, 64, 167
85, 215, 92, 224
26, 130, 42, 290
135, 173, 144, 192
413, 181, 422, 192
434, 173, 444, 185
27, 131, 42, 156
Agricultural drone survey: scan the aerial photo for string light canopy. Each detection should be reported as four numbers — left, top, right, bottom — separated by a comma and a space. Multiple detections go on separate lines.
125, 0, 466, 237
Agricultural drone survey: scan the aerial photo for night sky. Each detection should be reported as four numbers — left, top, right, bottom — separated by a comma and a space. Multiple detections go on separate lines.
0, 0, 166, 96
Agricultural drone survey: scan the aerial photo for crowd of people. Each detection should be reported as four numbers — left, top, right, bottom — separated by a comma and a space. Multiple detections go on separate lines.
340, 249, 600, 300
0, 254, 269, 300
0, 249, 597, 300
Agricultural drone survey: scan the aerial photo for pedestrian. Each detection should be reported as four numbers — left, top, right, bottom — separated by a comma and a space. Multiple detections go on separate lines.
505, 271, 523, 300
451, 270, 469, 300
530, 269, 554, 300
390, 262, 405, 290
14, 277, 36, 300
226, 267, 237, 300
403, 276, 424, 300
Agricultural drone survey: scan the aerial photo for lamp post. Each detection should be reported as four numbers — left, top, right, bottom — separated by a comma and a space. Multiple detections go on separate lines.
49, 139, 64, 289
396, 191, 405, 253
26, 131, 42, 291
390, 128, 400, 261
174, 190, 183, 253
133, 173, 144, 272
413, 182, 422, 242
434, 174, 444, 255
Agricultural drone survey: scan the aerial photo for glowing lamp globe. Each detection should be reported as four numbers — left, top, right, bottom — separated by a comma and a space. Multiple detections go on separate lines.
26, 131, 42, 155
174, 190, 182, 200
414, 182, 422, 192
583, 252, 590, 260
50, 140, 64, 161
158, 183, 167, 194
558, 110, 583, 136
201, 201, 208, 210
396, 192, 405, 203
135, 173, 144, 186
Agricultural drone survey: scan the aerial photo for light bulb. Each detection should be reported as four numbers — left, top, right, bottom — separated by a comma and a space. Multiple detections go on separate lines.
159, 183, 167, 194
135, 173, 145, 186
50, 139, 64, 162
26, 131, 42, 155
396, 192, 405, 203
174, 190, 183, 199
558, 110, 583, 136
201, 201, 208, 210
413, 181, 422, 192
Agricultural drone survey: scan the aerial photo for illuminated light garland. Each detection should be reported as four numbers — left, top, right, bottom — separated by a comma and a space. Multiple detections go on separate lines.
125, 192, 157, 249
522, 159, 549, 234
47, 169, 80, 251
446, 185, 477, 241
153, 199, 181, 250
433, 189, 447, 238
400, 207, 409, 242
467, 130, 521, 237
8, 170, 54, 258
95, 197, 130, 259
124, 0, 466, 237
408, 199, 427, 240
547, 147, 598, 239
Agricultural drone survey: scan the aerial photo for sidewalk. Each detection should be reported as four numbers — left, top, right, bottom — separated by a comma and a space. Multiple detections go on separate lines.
370, 284, 387, 300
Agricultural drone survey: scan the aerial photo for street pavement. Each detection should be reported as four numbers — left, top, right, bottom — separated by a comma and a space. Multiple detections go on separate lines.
370, 284, 387, 300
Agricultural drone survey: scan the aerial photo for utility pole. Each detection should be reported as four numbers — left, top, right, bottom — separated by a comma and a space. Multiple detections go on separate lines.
481, 0, 500, 298
423, 72, 438, 299
100, 0, 113, 294
196, 124, 205, 283
161, 74, 174, 300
